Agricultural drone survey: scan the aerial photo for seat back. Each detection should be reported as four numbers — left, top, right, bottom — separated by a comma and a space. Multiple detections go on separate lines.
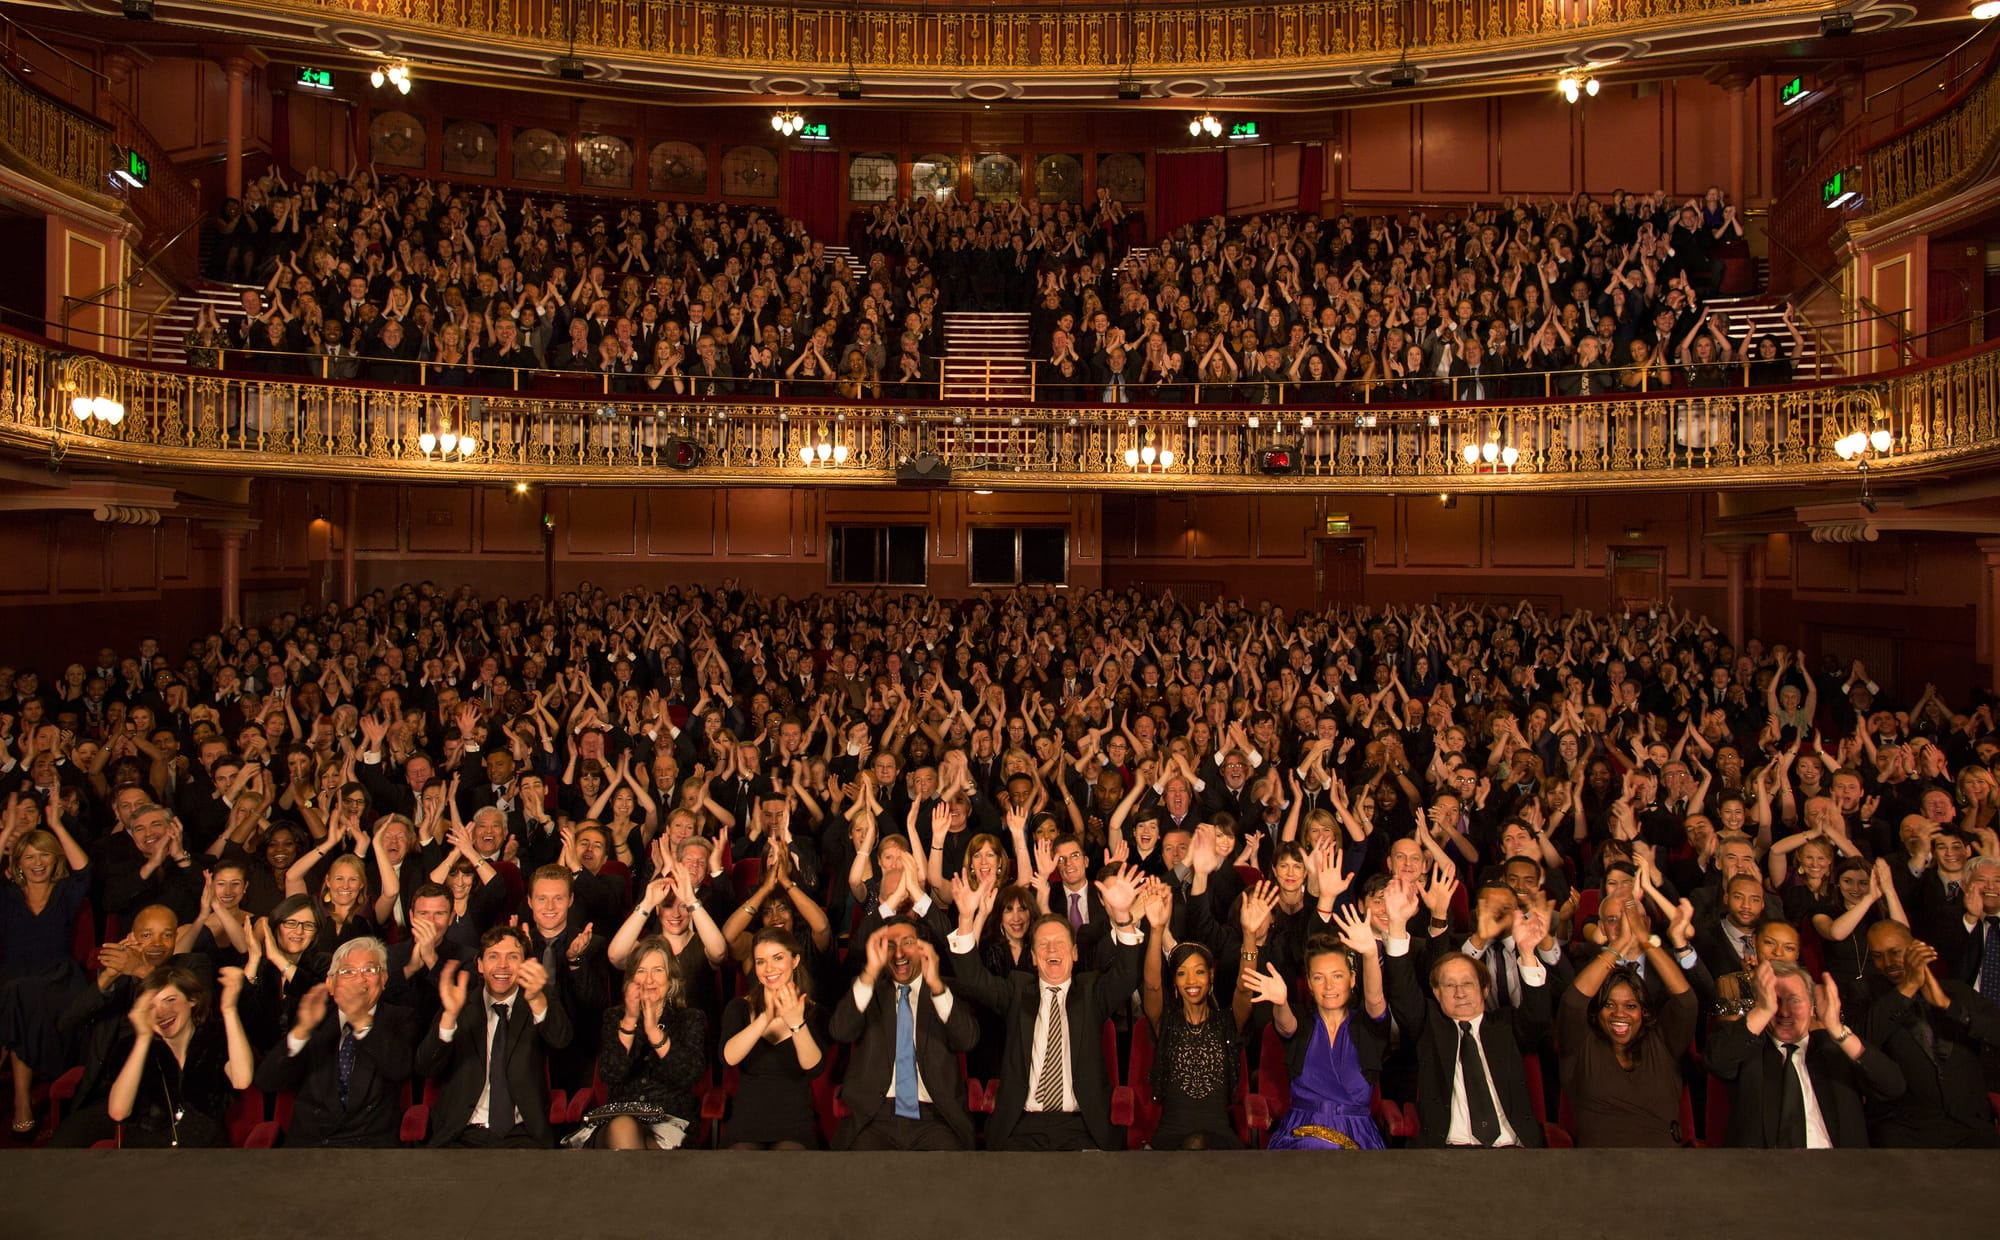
1257, 1022, 1291, 1114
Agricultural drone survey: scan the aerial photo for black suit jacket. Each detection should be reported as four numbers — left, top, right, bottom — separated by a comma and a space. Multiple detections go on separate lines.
253, 1004, 419, 1147
1384, 945, 1553, 1147
948, 930, 1142, 1149
1705, 1019, 1905, 1148
1863, 980, 2000, 1146
1693, 919, 1753, 981
827, 976, 979, 1148
415, 992, 575, 1147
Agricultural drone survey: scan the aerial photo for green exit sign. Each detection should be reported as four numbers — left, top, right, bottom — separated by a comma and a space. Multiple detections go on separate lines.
1779, 76, 1806, 106
797, 121, 830, 142
1822, 169, 1858, 209
1228, 120, 1259, 140
112, 148, 149, 188
295, 67, 334, 91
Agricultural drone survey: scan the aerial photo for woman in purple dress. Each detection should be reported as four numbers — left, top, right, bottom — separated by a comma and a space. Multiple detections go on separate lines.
1244, 912, 1387, 1150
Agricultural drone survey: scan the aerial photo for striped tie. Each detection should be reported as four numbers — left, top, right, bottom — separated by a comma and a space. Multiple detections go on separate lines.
1034, 987, 1066, 1111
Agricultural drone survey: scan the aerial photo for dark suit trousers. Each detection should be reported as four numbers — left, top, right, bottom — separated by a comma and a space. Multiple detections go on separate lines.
1002, 1111, 1097, 1151
446, 1123, 545, 1149
846, 1104, 967, 1151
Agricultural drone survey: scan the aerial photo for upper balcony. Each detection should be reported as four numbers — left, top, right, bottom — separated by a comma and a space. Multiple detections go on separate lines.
5, 324, 1995, 499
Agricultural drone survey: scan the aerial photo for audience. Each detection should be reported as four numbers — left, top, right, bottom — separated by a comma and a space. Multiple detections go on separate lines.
197, 165, 1802, 406
2, 578, 1996, 1152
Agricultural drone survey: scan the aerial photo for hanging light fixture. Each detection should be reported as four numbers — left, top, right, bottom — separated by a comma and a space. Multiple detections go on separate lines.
1188, 112, 1222, 138
1558, 73, 1599, 104
373, 61, 412, 94
772, 108, 806, 137
70, 394, 125, 426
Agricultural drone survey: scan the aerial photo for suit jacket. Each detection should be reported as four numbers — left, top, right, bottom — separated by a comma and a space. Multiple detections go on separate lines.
948, 930, 1142, 1149
1049, 882, 1111, 956
1705, 1019, 1905, 1147
1384, 944, 1553, 1147
827, 976, 979, 1148
1863, 980, 2000, 1146
253, 1004, 420, 1147
415, 991, 575, 1146
1693, 919, 1754, 981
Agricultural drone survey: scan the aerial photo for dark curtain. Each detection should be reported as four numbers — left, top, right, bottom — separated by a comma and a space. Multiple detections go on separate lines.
1154, 150, 1225, 240
1298, 143, 1324, 217
783, 149, 841, 250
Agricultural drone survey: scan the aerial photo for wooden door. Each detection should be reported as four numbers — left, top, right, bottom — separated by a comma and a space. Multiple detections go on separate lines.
1314, 538, 1367, 612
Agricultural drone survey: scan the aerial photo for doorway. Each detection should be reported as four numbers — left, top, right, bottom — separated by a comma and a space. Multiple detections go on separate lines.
1314, 538, 1367, 612
1608, 548, 1665, 614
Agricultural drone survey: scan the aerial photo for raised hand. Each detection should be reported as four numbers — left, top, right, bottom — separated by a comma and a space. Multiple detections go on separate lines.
516, 958, 549, 1005
1095, 869, 1141, 924
1239, 881, 1280, 942
1331, 905, 1376, 956
294, 982, 331, 1036
1240, 963, 1290, 1007
437, 962, 469, 1024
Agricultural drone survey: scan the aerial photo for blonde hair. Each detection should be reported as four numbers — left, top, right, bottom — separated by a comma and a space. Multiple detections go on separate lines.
11, 829, 70, 885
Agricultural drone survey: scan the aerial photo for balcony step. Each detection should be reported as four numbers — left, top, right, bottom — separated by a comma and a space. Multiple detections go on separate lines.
941, 357, 1034, 400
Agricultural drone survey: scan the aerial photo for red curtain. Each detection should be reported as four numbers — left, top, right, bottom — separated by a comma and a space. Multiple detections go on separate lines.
1298, 143, 1325, 217
1153, 150, 1225, 239
783, 149, 841, 248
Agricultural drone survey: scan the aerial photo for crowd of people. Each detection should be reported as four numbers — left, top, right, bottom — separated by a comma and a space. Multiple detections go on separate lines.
2, 580, 1995, 1152
191, 164, 1807, 407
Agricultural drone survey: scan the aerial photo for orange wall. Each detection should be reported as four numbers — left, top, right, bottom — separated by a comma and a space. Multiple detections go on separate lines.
1338, 78, 1769, 207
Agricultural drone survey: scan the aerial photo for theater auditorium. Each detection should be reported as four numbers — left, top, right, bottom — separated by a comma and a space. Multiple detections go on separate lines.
0, 0, 1997, 1232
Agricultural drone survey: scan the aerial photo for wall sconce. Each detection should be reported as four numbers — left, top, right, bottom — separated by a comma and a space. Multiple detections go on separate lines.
1558, 74, 1600, 103
70, 394, 126, 426
371, 60, 413, 94
1122, 427, 1175, 470
418, 422, 479, 459
1188, 112, 1223, 138
772, 108, 806, 137
1461, 440, 1520, 468
797, 423, 849, 465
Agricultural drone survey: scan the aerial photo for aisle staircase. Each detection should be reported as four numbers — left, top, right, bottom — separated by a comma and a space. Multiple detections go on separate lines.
141, 280, 259, 365
1702, 294, 1841, 380
940, 311, 1034, 401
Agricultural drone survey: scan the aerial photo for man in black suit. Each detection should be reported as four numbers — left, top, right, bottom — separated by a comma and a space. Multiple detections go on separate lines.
252, 936, 418, 1148
518, 864, 609, 1091
1047, 834, 1110, 956
1706, 959, 1905, 1147
947, 870, 1144, 1150
828, 919, 979, 1150
1383, 890, 1554, 1147
415, 925, 574, 1147
1692, 873, 1765, 980
1862, 921, 2000, 1147
385, 884, 478, 1031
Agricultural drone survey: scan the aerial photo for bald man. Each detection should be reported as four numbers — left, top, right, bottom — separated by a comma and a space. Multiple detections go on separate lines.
1862, 920, 2000, 1147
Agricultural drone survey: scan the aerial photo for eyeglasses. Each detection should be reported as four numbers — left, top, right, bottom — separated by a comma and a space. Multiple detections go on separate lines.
1435, 980, 1483, 994
335, 965, 384, 978
277, 919, 318, 932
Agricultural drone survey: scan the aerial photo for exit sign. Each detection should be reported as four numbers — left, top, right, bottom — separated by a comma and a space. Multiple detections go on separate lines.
1822, 169, 1858, 208
295, 67, 334, 91
796, 121, 830, 142
112, 148, 149, 188
1228, 120, 1259, 140
1779, 76, 1807, 106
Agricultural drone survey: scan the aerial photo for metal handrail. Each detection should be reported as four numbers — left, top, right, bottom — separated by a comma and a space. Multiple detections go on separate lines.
59, 212, 205, 338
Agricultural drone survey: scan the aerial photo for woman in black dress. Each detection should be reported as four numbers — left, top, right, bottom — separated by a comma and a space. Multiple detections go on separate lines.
577, 936, 708, 1149
105, 965, 256, 1147
1138, 880, 1242, 1149
719, 928, 825, 1149
0, 812, 92, 1135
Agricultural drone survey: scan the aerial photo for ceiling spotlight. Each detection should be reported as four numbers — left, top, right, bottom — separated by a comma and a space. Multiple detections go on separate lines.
1974, 0, 2000, 18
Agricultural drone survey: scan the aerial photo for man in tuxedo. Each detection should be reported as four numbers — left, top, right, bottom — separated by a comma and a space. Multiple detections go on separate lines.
415, 925, 574, 1147
1048, 834, 1109, 955
1383, 892, 1554, 1147
1862, 921, 2000, 1147
947, 870, 1144, 1150
519, 865, 609, 1090
829, 919, 979, 1150
1706, 959, 1905, 1147
386, 885, 478, 1031
1447, 338, 1500, 402
252, 937, 418, 1148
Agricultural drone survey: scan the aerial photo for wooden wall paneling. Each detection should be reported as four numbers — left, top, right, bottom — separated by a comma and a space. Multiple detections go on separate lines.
52, 514, 105, 594
1671, 82, 1732, 196
1192, 496, 1254, 559
1581, 88, 1667, 195
1496, 94, 1577, 197
1790, 539, 1853, 594
646, 488, 720, 556
564, 489, 639, 556
1344, 104, 1415, 193
480, 487, 546, 555
354, 485, 403, 552
1254, 495, 1317, 559
1225, 145, 1269, 213
406, 484, 476, 555
1488, 496, 1581, 568
1856, 538, 1915, 595
1419, 99, 1492, 194
0, 514, 54, 594
1398, 496, 1482, 568
722, 489, 799, 558
106, 524, 157, 592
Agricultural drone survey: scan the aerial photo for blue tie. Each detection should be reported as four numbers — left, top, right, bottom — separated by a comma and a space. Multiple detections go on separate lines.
894, 984, 921, 1120
337, 1025, 357, 1108
1981, 920, 2000, 999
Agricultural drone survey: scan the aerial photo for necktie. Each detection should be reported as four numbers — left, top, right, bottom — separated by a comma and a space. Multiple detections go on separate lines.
1068, 891, 1084, 930
1456, 1020, 1501, 1146
1035, 987, 1067, 1112
894, 984, 921, 1120
1982, 920, 2000, 998
1490, 946, 1512, 1010
337, 1026, 357, 1108
1777, 1043, 1807, 1148
488, 1003, 514, 1132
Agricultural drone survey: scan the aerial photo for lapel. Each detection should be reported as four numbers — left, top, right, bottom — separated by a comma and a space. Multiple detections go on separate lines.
1760, 1037, 1788, 1145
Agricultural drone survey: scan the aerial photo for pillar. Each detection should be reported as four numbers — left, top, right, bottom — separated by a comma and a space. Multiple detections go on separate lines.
224, 57, 251, 202
341, 482, 358, 607
1721, 543, 1749, 648
216, 525, 247, 628
1979, 539, 2000, 693
1725, 78, 1748, 214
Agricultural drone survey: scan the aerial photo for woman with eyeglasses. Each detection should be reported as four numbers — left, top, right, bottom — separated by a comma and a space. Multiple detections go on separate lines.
239, 894, 328, 1052
106, 965, 256, 1147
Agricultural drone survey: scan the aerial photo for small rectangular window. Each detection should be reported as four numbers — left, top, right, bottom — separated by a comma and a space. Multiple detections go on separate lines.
969, 526, 1068, 587
830, 525, 927, 586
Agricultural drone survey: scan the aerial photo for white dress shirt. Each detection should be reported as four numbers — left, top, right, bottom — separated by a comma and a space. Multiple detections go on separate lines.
1775, 1035, 1833, 1149
1445, 1012, 1524, 1148
1023, 977, 1077, 1113
437, 988, 547, 1128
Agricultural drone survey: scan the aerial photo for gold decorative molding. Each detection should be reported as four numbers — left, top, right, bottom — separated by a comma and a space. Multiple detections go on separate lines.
4, 330, 1997, 494
1861, 58, 2000, 224
0, 64, 121, 213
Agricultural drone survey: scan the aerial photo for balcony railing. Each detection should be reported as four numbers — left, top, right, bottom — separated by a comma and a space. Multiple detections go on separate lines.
6, 328, 1996, 491
257, 0, 1803, 73
0, 61, 115, 207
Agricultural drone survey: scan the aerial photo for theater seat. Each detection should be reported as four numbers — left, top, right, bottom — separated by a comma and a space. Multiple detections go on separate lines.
1706, 1074, 1733, 1145
43, 1066, 84, 1138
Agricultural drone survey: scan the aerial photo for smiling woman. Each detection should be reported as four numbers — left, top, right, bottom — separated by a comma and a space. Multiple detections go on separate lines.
1557, 893, 1699, 1148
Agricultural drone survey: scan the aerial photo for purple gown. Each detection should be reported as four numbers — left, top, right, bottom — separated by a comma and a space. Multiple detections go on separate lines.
1267, 1014, 1385, 1150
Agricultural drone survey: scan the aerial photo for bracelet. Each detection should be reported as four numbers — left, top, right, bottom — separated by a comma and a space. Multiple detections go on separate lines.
789, 1022, 806, 1035
619, 1023, 639, 1035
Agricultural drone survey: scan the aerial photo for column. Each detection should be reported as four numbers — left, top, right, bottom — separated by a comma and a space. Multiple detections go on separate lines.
216, 525, 248, 628
341, 482, 359, 607
1724, 78, 1748, 215
1720, 543, 1749, 648
1979, 539, 2000, 693
224, 57, 251, 202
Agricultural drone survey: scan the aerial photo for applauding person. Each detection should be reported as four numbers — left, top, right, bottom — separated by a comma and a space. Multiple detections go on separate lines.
1557, 895, 1699, 1147
416, 926, 572, 1147
570, 935, 707, 1149
829, 919, 978, 1150
719, 928, 826, 1148
1246, 909, 1390, 1150
105, 965, 256, 1147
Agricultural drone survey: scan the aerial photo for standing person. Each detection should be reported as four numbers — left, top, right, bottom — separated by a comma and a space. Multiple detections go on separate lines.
946, 870, 1144, 1150
828, 918, 978, 1150
415, 925, 573, 1147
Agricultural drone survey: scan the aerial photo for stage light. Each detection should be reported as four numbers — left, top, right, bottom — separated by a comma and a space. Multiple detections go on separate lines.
1256, 445, 1300, 475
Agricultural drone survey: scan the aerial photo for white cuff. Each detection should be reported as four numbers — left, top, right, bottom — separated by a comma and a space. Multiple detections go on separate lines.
1385, 936, 1412, 958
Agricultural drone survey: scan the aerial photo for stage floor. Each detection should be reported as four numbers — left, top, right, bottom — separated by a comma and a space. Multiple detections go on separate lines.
1, 1150, 1995, 1239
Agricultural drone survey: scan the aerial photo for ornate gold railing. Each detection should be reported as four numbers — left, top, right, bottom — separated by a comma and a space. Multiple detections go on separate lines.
268, 0, 1800, 72
0, 61, 115, 206
6, 330, 1996, 491
1863, 50, 2000, 220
